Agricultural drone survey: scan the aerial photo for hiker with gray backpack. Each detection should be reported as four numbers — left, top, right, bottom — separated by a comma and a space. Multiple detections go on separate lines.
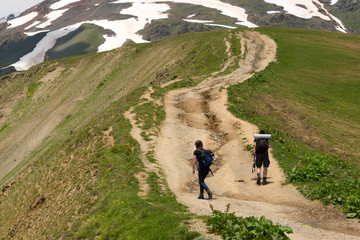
253, 130, 271, 185
192, 140, 213, 199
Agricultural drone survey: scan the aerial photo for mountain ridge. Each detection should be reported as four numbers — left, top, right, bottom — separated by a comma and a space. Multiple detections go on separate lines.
0, 0, 359, 76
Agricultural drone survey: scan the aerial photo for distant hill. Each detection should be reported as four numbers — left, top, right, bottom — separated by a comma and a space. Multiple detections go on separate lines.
0, 0, 359, 76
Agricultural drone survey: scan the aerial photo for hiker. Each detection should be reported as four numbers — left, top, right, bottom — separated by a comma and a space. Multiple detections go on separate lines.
253, 130, 271, 185
192, 140, 213, 199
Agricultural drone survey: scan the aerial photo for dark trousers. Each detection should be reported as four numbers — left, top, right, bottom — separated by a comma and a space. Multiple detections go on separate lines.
198, 167, 210, 194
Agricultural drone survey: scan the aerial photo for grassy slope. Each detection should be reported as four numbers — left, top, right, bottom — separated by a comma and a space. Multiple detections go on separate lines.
228, 27, 360, 217
46, 23, 108, 61
0, 32, 47, 68
0, 30, 228, 239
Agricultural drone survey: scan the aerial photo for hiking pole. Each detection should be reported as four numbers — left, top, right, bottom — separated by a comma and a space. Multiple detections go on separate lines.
252, 154, 256, 173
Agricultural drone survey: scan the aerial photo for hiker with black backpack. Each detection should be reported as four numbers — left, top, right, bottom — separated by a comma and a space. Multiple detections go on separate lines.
192, 140, 213, 199
253, 130, 271, 185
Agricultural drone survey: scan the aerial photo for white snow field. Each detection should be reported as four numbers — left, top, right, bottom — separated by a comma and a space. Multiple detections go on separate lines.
50, 0, 82, 10
264, 0, 347, 32
9, 0, 348, 71
11, 24, 82, 70
11, 2, 171, 70
36, 9, 69, 28
111, 0, 258, 28
7, 12, 38, 29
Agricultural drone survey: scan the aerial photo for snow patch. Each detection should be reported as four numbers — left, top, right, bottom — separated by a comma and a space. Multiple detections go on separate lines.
264, 0, 347, 32
24, 30, 49, 36
11, 23, 82, 71
25, 20, 41, 30
120, 2, 170, 21
36, 9, 68, 28
264, 0, 330, 20
11, 2, 172, 70
184, 19, 214, 23
205, 23, 237, 29
50, 0, 82, 10
267, 11, 281, 14
7, 12, 38, 29
111, 0, 258, 28
330, 0, 339, 5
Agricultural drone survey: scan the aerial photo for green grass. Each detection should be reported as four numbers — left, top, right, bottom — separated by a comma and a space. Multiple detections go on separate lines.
46, 23, 109, 60
0, 29, 232, 239
227, 27, 360, 218
27, 82, 42, 97
207, 204, 293, 239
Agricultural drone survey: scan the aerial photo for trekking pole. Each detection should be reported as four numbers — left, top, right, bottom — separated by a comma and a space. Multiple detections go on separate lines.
252, 154, 256, 173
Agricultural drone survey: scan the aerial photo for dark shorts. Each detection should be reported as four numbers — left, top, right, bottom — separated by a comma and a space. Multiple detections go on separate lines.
255, 152, 270, 168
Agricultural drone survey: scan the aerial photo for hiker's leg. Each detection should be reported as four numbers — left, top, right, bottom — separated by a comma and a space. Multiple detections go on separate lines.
198, 170, 209, 194
255, 153, 263, 185
262, 152, 270, 185
199, 169, 210, 193
263, 152, 270, 177
263, 167, 268, 177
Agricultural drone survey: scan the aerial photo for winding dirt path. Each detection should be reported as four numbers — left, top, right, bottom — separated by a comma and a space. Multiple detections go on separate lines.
127, 31, 360, 239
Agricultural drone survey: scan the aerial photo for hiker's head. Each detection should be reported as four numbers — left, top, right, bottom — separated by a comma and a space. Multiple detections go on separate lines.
195, 140, 203, 149
259, 129, 265, 134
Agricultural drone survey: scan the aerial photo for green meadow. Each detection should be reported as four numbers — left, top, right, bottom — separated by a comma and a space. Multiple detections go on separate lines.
1, 26, 360, 239
228, 27, 360, 218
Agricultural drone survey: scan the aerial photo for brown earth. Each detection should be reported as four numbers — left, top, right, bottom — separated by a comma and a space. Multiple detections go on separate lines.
126, 31, 360, 239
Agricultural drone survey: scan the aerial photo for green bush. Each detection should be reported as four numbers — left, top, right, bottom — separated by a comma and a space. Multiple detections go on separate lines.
207, 205, 292, 239
288, 154, 360, 218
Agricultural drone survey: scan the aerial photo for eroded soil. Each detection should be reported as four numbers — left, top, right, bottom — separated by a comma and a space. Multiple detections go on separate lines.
126, 31, 360, 239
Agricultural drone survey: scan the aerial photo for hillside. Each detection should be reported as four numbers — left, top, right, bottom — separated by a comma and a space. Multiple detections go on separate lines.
1, 0, 359, 77
0, 30, 230, 239
0, 27, 360, 239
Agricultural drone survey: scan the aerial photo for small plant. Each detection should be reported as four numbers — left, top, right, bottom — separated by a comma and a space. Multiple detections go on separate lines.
27, 82, 42, 97
207, 204, 293, 239
244, 144, 253, 152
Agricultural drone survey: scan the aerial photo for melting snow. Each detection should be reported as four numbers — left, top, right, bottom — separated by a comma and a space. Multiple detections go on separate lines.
50, 0, 81, 10
10, 0, 349, 71
11, 23, 82, 70
111, 0, 258, 28
24, 30, 49, 36
330, 0, 339, 5
184, 19, 214, 23
10, 2, 172, 70
264, 0, 347, 32
205, 23, 237, 29
25, 20, 41, 30
7, 12, 38, 29
36, 9, 69, 28
267, 11, 281, 14
264, 0, 330, 20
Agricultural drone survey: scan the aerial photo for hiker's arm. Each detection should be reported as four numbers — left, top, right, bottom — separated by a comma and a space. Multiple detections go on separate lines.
268, 140, 272, 148
253, 142, 256, 155
192, 155, 197, 174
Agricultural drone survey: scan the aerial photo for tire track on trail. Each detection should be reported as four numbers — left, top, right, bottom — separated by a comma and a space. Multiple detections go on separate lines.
128, 31, 360, 239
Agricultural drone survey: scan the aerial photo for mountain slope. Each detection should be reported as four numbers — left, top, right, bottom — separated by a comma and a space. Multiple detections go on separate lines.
1, 27, 360, 239
0, 0, 359, 76
0, 30, 229, 239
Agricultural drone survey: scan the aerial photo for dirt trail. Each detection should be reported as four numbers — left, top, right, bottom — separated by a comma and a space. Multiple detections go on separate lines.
128, 31, 360, 239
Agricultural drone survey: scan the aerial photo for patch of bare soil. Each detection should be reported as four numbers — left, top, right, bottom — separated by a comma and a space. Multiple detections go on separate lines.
151, 31, 360, 239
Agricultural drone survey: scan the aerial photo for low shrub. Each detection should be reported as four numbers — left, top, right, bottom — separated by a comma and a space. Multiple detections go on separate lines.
206, 204, 293, 239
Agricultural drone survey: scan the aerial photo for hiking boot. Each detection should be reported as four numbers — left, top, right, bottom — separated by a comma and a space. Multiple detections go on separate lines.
262, 177, 268, 185
257, 177, 261, 185
207, 191, 213, 199
257, 173, 261, 186
198, 194, 204, 199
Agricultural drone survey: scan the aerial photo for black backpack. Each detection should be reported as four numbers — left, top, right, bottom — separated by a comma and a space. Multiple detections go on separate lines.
256, 139, 268, 153
198, 149, 214, 167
